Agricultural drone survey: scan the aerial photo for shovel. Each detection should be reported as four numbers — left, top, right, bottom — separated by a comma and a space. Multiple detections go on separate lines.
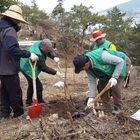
28, 59, 43, 118
72, 82, 111, 118
57, 62, 62, 73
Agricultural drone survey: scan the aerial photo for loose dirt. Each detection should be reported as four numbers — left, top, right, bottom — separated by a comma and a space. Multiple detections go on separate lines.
0, 58, 140, 140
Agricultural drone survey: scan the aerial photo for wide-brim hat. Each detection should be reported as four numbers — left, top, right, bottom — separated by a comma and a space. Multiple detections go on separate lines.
90, 30, 106, 42
0, 5, 28, 24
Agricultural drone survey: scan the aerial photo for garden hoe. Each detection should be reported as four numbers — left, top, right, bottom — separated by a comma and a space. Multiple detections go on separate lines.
28, 59, 43, 118
72, 82, 111, 119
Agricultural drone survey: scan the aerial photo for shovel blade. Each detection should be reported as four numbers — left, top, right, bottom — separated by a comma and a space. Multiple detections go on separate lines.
28, 103, 43, 118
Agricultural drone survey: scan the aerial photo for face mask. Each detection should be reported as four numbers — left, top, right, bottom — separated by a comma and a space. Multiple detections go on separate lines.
17, 23, 22, 28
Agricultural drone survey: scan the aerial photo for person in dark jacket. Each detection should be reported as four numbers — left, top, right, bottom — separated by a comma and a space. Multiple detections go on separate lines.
20, 39, 64, 106
0, 5, 39, 120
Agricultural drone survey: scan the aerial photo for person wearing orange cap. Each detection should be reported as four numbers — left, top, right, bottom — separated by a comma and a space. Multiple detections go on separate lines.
0, 5, 39, 120
90, 30, 117, 51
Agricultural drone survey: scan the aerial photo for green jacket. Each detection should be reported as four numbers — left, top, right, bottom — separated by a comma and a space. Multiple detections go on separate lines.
86, 48, 127, 81
91, 40, 113, 51
94, 40, 112, 50
20, 41, 47, 78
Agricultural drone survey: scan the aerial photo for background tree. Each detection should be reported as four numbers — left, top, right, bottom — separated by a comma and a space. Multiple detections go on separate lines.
18, 1, 48, 25
51, 0, 66, 34
37, 19, 56, 40
102, 7, 133, 53
1, 0, 138, 66
52, 0, 65, 17
0, 0, 17, 13
18, 0, 49, 39
70, 4, 106, 52
128, 23, 140, 65
51, 0, 79, 53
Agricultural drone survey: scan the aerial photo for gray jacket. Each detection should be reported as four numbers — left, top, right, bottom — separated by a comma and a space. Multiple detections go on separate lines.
87, 50, 131, 98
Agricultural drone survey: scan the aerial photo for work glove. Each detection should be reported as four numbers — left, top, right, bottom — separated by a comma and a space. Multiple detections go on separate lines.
30, 52, 39, 62
54, 57, 60, 63
87, 97, 94, 107
109, 78, 117, 87
56, 71, 64, 79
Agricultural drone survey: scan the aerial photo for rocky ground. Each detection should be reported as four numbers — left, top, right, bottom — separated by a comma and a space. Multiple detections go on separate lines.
0, 58, 140, 140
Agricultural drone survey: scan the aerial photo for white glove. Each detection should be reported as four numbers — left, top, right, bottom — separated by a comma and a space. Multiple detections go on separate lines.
30, 52, 39, 62
109, 78, 117, 87
87, 97, 94, 107
54, 57, 60, 63
56, 71, 64, 79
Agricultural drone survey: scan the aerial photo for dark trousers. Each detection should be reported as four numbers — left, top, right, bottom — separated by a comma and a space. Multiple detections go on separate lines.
0, 74, 24, 118
98, 77, 124, 109
0, 82, 1, 115
21, 71, 43, 104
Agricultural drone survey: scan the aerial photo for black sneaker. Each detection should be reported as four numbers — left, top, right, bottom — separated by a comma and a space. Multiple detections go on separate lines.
13, 113, 28, 119
0, 115, 10, 121
26, 101, 33, 106
19, 113, 27, 119
38, 100, 45, 104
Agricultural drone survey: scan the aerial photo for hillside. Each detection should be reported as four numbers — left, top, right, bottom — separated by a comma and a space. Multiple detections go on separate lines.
99, 0, 140, 16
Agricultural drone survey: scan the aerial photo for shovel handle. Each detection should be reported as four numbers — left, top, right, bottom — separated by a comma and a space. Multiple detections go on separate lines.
123, 72, 130, 88
85, 82, 111, 110
57, 62, 62, 73
29, 59, 37, 100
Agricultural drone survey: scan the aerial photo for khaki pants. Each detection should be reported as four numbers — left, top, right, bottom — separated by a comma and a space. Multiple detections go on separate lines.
98, 77, 124, 109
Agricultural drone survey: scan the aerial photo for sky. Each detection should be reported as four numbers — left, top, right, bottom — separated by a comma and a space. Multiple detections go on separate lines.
19, 0, 130, 14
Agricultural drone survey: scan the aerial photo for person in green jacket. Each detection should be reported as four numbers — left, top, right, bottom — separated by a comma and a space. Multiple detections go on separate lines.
73, 48, 131, 115
90, 29, 131, 92
20, 39, 64, 106
90, 29, 117, 51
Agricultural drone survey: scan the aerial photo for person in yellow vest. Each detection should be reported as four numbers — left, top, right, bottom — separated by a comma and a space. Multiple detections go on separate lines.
90, 29, 117, 51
